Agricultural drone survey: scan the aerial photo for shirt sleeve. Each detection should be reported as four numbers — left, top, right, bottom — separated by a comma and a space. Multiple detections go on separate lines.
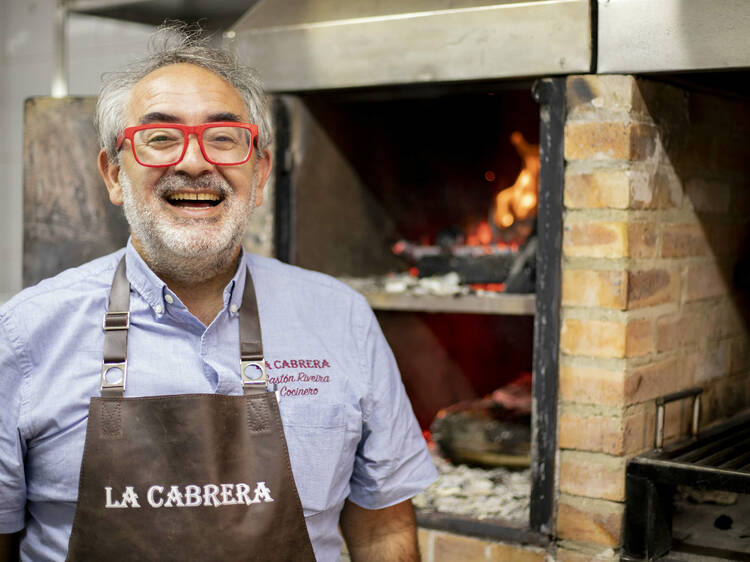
0, 313, 28, 532
348, 304, 437, 510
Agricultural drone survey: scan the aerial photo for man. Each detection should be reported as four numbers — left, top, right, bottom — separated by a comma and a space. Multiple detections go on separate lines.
0, 26, 436, 561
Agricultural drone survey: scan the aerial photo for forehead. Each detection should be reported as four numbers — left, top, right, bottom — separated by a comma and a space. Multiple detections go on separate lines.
126, 63, 247, 123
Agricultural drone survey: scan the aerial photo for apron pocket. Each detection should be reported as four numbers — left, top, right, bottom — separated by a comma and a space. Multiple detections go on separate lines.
280, 402, 358, 516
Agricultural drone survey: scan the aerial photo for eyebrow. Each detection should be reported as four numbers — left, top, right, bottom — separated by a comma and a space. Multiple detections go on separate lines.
138, 111, 245, 124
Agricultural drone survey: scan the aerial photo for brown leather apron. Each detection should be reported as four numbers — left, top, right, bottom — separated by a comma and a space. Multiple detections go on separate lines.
66, 258, 316, 561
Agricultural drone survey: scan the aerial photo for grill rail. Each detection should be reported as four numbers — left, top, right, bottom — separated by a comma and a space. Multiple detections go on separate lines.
624, 388, 750, 560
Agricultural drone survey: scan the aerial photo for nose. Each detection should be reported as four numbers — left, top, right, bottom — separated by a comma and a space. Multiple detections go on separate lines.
174, 133, 213, 176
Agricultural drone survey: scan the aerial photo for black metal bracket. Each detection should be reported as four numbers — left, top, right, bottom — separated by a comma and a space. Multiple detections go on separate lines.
529, 77, 565, 536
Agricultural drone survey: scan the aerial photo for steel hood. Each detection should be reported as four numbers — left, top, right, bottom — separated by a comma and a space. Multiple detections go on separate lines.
598, 0, 750, 74
227, 0, 592, 92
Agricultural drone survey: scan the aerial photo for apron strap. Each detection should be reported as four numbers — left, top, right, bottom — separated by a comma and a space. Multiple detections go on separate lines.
101, 258, 130, 398
100, 256, 268, 397
238, 266, 268, 395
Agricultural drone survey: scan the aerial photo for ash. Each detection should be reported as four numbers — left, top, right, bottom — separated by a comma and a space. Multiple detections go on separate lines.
413, 451, 531, 522
341, 273, 471, 297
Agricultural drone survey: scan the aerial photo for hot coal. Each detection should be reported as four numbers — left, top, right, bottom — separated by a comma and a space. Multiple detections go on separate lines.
392, 236, 536, 291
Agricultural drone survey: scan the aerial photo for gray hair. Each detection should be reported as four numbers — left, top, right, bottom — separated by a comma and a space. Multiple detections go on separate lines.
95, 22, 272, 162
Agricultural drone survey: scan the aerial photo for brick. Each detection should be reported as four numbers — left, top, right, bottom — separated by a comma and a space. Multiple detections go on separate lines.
685, 178, 731, 214
685, 262, 728, 301
636, 79, 689, 131
714, 141, 748, 174
706, 223, 744, 258
559, 411, 624, 455
627, 269, 680, 308
566, 75, 638, 116
433, 533, 486, 562
622, 406, 655, 454
694, 340, 731, 383
624, 358, 685, 404
559, 365, 626, 407
662, 224, 710, 258
556, 546, 618, 561
560, 408, 653, 455
563, 222, 628, 258
562, 269, 627, 309
557, 496, 624, 547
488, 543, 545, 562
655, 400, 688, 443
564, 122, 656, 162
705, 300, 745, 341
702, 374, 748, 423
671, 131, 716, 174
564, 170, 630, 209
559, 451, 627, 501
656, 313, 700, 352
561, 318, 626, 358
630, 167, 682, 210
731, 338, 749, 373
625, 318, 654, 358
627, 222, 659, 258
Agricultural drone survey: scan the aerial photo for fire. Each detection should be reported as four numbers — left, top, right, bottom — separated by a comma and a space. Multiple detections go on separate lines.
493, 132, 540, 230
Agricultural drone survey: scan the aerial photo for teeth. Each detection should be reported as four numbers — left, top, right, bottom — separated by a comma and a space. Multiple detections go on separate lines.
168, 193, 221, 201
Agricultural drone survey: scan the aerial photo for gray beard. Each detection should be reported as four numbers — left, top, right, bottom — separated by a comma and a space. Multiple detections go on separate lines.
119, 169, 257, 284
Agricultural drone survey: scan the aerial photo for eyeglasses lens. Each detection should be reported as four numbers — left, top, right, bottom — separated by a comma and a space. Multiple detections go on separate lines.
132, 126, 252, 165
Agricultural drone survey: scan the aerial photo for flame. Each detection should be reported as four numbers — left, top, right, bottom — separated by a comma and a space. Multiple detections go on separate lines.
493, 132, 540, 230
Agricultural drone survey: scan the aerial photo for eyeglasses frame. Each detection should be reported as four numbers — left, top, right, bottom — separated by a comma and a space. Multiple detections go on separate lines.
116, 122, 259, 168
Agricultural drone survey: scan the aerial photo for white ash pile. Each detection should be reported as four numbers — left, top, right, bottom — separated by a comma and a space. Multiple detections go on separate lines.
413, 452, 530, 522
342, 273, 510, 297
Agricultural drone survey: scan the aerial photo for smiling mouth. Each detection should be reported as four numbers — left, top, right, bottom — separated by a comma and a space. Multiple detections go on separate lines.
165, 192, 224, 208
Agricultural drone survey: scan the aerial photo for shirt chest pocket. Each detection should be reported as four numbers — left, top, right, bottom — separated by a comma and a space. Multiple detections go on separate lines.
280, 401, 360, 516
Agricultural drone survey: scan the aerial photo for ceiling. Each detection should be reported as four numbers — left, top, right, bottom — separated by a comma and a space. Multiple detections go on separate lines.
67, 0, 258, 30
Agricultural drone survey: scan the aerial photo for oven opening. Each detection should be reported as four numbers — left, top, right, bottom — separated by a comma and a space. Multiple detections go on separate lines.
273, 81, 557, 536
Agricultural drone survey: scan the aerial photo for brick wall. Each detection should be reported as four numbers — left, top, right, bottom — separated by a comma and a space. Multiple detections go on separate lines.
557, 74, 750, 557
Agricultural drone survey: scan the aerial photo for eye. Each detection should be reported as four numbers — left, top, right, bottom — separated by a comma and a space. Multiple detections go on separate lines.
141, 129, 182, 147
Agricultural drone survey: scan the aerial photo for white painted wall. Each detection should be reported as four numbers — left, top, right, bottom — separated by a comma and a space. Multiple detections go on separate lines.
0, 1, 155, 302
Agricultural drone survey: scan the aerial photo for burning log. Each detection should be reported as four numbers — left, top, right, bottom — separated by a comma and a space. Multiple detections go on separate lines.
431, 374, 532, 468
392, 236, 536, 291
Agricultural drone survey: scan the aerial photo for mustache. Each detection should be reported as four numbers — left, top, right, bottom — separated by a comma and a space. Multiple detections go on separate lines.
154, 175, 233, 198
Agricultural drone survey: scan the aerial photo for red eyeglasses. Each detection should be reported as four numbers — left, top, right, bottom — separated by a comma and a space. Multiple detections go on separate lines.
116, 122, 259, 167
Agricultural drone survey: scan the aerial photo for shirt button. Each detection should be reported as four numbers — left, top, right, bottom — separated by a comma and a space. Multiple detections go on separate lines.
155, 304, 164, 315
229, 304, 238, 314
165, 294, 174, 304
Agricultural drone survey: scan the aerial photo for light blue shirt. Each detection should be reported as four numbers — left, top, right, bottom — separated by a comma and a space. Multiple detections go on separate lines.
0, 242, 436, 561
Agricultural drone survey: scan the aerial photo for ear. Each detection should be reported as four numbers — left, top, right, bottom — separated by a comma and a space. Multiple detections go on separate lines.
253, 148, 273, 207
98, 149, 123, 206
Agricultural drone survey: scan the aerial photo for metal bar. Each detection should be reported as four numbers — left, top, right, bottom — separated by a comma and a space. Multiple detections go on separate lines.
718, 448, 750, 471
656, 387, 702, 406
624, 473, 673, 560
629, 457, 750, 492
529, 77, 565, 535
670, 426, 750, 463
654, 387, 702, 449
232, 0, 591, 91
416, 511, 548, 546
272, 97, 293, 264
692, 434, 750, 468
51, 0, 68, 97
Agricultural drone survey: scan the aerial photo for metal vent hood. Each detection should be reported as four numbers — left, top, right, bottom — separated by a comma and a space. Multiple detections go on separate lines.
227, 0, 592, 92
597, 0, 750, 74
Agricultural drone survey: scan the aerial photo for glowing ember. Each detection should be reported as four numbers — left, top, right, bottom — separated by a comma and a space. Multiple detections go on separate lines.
493, 132, 540, 230
470, 283, 506, 293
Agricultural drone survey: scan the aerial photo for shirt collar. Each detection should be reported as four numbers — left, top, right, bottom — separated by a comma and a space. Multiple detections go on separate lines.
124, 239, 247, 319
